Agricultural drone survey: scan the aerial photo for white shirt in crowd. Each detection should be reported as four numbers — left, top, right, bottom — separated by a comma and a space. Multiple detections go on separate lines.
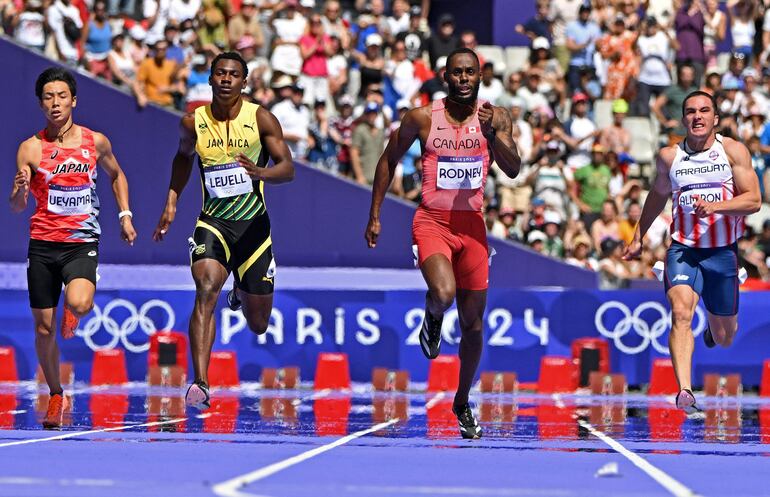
637, 31, 672, 87
168, 0, 200, 24
47, 0, 82, 63
143, 0, 171, 45
15, 11, 46, 49
566, 116, 596, 170
512, 117, 533, 164
478, 78, 505, 105
270, 15, 307, 76
271, 98, 311, 158
516, 86, 550, 114
385, 59, 419, 99
386, 13, 410, 37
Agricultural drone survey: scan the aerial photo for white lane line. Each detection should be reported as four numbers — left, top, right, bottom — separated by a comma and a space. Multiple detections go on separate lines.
0, 477, 115, 487
0, 416, 188, 448
212, 419, 400, 497
577, 420, 701, 497
291, 388, 331, 407
344, 485, 573, 496
425, 391, 446, 409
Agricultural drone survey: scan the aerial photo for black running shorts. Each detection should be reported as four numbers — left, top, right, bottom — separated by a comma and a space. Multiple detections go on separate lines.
189, 213, 275, 295
27, 239, 98, 309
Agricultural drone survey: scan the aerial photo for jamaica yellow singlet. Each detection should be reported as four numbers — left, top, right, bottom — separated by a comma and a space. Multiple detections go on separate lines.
194, 101, 266, 221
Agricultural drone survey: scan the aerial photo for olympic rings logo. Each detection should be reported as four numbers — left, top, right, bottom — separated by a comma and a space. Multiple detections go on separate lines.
594, 301, 705, 355
75, 299, 175, 353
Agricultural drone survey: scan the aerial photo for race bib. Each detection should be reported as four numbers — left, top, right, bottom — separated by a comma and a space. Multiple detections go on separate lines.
47, 184, 92, 215
678, 182, 724, 212
204, 163, 253, 199
436, 155, 484, 190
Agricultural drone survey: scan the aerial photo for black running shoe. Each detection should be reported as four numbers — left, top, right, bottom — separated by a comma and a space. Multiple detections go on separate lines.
452, 403, 482, 439
185, 381, 211, 410
675, 388, 701, 415
419, 308, 443, 359
227, 286, 242, 311
703, 327, 716, 348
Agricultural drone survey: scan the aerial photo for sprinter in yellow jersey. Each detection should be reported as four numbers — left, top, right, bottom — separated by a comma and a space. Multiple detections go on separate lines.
152, 53, 294, 408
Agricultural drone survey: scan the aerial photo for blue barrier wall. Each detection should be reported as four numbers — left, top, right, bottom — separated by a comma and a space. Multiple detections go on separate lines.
1, 39, 597, 288
1, 287, 767, 388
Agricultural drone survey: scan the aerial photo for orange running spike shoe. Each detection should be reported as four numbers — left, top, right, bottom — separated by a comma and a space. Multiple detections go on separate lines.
42, 393, 64, 429
60, 305, 79, 339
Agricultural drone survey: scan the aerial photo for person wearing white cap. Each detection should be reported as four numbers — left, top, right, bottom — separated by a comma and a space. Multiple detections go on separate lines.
527, 230, 547, 253
353, 33, 386, 98
415, 55, 448, 102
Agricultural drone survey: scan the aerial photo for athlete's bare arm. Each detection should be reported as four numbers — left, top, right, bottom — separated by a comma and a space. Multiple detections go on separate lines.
94, 132, 137, 246
623, 146, 676, 260
693, 137, 761, 218
153, 113, 196, 242
365, 106, 430, 248
9, 138, 38, 213
478, 102, 521, 179
234, 106, 294, 184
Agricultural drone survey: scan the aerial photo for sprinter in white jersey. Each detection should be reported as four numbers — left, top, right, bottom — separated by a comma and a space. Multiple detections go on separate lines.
624, 91, 760, 413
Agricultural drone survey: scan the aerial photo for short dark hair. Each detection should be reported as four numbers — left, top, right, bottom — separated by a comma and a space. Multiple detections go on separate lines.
35, 67, 77, 100
482, 62, 494, 71
446, 47, 480, 71
682, 90, 717, 116
211, 52, 249, 78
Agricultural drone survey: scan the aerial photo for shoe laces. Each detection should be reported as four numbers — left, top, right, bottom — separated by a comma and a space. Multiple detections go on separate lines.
454, 404, 475, 425
425, 312, 442, 340
47, 394, 63, 415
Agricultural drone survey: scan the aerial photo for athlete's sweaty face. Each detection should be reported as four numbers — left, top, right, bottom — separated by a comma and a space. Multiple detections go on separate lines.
444, 53, 480, 105
682, 95, 718, 139
39, 81, 76, 125
210, 59, 246, 100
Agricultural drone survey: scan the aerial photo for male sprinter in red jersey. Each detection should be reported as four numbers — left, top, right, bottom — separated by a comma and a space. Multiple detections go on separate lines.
153, 53, 294, 409
9, 67, 136, 429
625, 91, 760, 413
365, 48, 521, 438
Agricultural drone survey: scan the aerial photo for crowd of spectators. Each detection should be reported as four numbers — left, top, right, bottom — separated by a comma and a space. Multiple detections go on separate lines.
3, 0, 770, 287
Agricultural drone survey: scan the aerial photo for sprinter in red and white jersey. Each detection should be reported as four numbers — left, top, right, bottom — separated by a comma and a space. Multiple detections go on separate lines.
9, 68, 136, 429
365, 48, 521, 439
624, 91, 760, 413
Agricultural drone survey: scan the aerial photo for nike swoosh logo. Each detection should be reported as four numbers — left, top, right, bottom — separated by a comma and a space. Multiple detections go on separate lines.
437, 126, 449, 130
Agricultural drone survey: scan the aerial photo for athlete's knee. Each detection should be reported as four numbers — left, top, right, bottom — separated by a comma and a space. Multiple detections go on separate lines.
245, 314, 269, 335
428, 283, 455, 311
670, 303, 694, 331
194, 281, 221, 306
34, 320, 55, 338
721, 326, 737, 347
66, 298, 93, 317
461, 324, 483, 344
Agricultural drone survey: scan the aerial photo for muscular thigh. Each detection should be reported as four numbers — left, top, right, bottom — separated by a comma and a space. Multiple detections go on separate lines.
700, 244, 739, 317
664, 242, 704, 296
231, 215, 275, 295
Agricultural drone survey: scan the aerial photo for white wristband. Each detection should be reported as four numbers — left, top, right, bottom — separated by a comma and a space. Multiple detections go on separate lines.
118, 210, 133, 220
